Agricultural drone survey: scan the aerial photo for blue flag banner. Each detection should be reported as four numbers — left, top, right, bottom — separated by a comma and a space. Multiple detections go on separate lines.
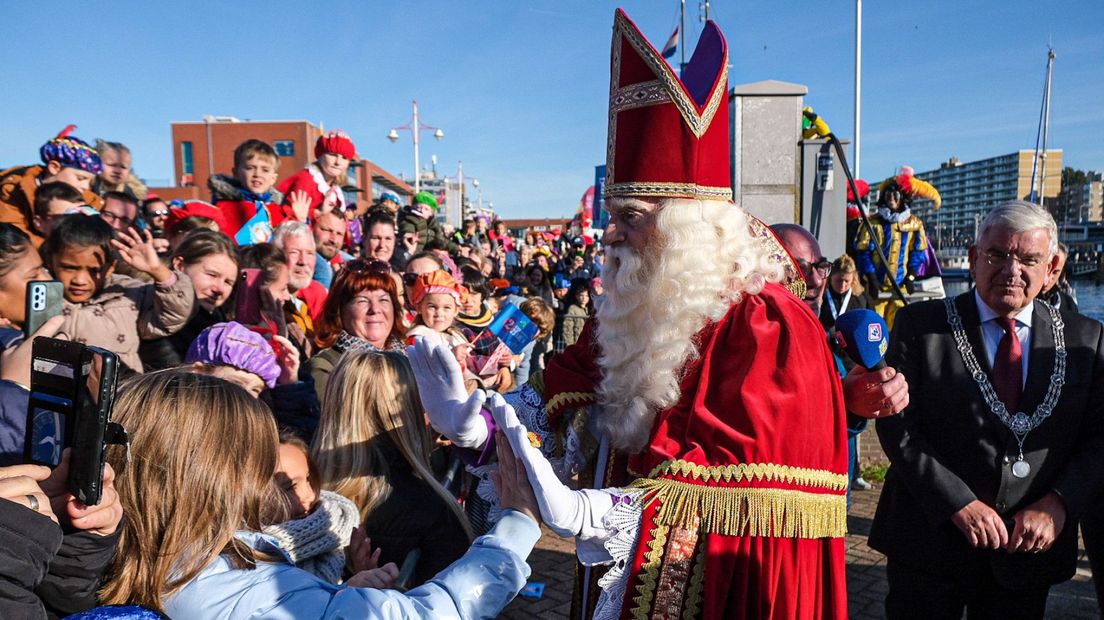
235, 204, 273, 246
487, 303, 540, 354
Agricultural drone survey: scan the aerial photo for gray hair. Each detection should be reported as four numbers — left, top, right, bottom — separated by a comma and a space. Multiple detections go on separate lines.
270, 221, 314, 250
976, 200, 1058, 258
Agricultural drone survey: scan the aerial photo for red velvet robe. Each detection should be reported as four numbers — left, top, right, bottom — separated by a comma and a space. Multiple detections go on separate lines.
545, 282, 848, 619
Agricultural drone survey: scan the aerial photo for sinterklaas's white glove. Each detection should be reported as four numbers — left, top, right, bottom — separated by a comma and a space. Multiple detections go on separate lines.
488, 392, 613, 539
409, 335, 488, 449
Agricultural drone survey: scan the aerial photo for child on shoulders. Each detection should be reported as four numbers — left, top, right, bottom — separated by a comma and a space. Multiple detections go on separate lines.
277, 131, 354, 223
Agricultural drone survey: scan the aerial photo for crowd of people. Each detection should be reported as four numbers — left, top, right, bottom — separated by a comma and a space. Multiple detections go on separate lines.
0, 122, 614, 619
0, 8, 1100, 620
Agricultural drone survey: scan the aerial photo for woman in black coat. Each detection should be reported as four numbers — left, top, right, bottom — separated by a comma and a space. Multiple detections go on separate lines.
819, 254, 875, 331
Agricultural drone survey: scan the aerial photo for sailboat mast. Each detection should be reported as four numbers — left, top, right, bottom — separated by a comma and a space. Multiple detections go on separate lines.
1038, 48, 1056, 200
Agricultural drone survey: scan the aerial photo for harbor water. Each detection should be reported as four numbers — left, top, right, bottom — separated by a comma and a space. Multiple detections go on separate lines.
943, 279, 1104, 323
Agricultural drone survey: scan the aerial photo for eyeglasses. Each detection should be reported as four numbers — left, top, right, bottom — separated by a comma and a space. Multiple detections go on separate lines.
982, 249, 1046, 269
99, 211, 133, 226
148, 209, 170, 218
798, 257, 833, 279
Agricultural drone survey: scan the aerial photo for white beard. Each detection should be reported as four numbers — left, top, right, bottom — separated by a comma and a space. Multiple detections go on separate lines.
593, 199, 782, 453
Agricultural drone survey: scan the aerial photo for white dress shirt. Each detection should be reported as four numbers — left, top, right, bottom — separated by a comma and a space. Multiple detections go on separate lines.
974, 290, 1032, 388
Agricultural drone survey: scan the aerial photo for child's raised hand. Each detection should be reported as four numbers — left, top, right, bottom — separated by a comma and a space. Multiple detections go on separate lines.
346, 564, 399, 589
289, 190, 312, 222
111, 228, 172, 283
272, 334, 299, 385
347, 526, 382, 573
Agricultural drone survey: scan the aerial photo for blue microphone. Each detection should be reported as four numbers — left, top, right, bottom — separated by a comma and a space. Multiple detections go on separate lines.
833, 308, 889, 370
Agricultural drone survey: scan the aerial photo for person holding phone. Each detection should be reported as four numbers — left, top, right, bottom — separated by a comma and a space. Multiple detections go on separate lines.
98, 370, 541, 619
0, 455, 124, 618
0, 224, 52, 329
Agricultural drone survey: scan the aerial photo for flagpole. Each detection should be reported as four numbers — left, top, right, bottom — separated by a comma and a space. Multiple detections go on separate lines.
680, 0, 686, 74
854, 0, 862, 179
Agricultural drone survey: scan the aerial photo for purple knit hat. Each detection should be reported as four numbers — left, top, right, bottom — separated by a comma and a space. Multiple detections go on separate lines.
185, 322, 280, 388
39, 125, 103, 175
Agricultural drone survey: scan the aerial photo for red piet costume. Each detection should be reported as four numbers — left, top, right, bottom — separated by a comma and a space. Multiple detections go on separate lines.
542, 10, 848, 619
276, 131, 355, 222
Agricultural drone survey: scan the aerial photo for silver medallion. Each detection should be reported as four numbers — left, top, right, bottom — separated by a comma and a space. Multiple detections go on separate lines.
1012, 459, 1031, 478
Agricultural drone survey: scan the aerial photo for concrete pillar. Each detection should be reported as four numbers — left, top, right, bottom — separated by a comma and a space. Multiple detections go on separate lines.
730, 80, 807, 225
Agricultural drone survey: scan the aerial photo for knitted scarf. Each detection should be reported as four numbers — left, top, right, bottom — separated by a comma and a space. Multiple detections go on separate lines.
333, 331, 407, 355
261, 490, 361, 584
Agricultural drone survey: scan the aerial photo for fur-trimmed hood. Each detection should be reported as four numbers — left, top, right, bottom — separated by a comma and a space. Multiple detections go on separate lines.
208, 174, 284, 204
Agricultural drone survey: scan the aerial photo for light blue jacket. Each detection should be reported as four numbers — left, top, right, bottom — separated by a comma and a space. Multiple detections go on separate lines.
164, 510, 540, 619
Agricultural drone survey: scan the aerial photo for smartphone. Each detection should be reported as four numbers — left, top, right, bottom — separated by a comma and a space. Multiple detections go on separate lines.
67, 346, 120, 506
24, 281, 64, 337
25, 337, 84, 468
25, 338, 125, 505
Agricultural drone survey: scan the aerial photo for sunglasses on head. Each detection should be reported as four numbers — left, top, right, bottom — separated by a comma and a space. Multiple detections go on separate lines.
345, 259, 392, 275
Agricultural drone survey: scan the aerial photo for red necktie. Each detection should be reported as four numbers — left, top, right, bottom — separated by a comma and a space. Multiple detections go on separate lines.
992, 317, 1023, 413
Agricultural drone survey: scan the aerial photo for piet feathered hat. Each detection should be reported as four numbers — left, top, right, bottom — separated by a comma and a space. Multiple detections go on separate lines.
604, 9, 731, 201
878, 165, 942, 210
40, 125, 102, 175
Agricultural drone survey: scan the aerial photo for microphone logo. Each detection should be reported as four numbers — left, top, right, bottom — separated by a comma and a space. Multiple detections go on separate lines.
867, 324, 882, 342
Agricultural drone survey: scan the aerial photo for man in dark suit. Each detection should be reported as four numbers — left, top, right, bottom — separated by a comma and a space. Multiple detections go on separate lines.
870, 201, 1104, 618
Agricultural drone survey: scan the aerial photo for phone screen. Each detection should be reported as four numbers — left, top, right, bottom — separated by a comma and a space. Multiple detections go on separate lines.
28, 397, 70, 467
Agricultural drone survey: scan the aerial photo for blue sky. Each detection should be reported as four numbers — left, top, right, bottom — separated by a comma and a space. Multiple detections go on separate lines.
2, 1, 1101, 219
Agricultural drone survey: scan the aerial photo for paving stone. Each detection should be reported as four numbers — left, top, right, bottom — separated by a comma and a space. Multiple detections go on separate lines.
499, 482, 1100, 618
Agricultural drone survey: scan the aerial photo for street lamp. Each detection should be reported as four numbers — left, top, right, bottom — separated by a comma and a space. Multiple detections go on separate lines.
386, 100, 444, 194
471, 178, 484, 214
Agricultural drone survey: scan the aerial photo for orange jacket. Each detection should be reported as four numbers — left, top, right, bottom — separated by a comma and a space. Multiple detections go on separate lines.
0, 165, 103, 246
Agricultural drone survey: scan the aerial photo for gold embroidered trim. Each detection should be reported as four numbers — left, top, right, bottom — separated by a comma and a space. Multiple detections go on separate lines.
605, 181, 733, 201
648, 458, 850, 491
653, 516, 700, 617
747, 215, 806, 299
629, 477, 847, 539
611, 79, 670, 113
546, 391, 594, 416
682, 545, 707, 620
606, 28, 622, 184
614, 12, 728, 139
630, 523, 669, 620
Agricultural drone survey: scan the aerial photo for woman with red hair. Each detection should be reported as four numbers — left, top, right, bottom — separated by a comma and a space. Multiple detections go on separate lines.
307, 259, 406, 399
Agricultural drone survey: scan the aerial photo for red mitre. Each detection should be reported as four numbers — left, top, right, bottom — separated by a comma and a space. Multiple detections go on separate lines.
605, 9, 731, 201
